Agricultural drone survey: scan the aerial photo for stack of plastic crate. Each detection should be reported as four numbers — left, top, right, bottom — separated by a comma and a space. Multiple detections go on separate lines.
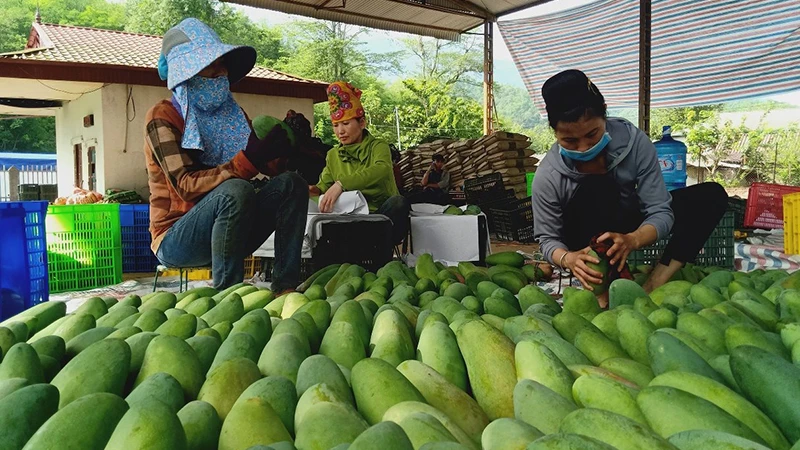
0, 201, 49, 319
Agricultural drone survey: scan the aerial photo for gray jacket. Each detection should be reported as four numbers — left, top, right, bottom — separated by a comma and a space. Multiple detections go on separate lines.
532, 117, 674, 264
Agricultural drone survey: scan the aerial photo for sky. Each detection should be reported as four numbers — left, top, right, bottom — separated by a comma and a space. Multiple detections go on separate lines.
228, 0, 800, 106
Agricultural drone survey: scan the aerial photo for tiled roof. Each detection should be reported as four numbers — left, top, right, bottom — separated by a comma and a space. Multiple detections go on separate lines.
1, 22, 325, 86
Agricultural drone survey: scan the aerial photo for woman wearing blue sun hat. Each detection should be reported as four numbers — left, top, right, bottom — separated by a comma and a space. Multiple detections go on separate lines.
143, 18, 307, 293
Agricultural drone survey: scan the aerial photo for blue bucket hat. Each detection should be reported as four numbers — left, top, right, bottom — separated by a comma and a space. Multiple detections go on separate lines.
158, 18, 256, 90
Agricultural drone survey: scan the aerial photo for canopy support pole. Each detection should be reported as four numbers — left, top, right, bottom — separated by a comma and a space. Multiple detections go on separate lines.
638, 0, 652, 136
483, 21, 494, 135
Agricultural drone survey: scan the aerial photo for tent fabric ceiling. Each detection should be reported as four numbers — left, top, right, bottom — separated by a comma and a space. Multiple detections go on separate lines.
224, 0, 551, 40
499, 0, 800, 111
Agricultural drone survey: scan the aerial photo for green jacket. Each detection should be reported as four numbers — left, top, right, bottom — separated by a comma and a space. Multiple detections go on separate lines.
317, 130, 399, 212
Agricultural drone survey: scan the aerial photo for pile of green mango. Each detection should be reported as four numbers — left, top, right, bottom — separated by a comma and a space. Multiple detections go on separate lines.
0, 251, 799, 450
443, 205, 482, 216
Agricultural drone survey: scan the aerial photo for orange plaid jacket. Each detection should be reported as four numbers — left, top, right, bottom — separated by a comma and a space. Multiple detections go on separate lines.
143, 100, 258, 253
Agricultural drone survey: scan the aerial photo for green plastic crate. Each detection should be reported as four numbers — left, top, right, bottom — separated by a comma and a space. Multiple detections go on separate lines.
628, 210, 735, 268
46, 204, 122, 293
526, 172, 535, 197
728, 196, 747, 229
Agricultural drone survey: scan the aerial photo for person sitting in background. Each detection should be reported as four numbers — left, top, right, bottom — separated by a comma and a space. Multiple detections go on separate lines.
144, 18, 307, 292
308, 81, 410, 244
407, 154, 451, 205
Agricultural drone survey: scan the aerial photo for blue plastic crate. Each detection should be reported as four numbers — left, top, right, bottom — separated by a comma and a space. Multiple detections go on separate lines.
0, 201, 49, 320
120, 204, 159, 273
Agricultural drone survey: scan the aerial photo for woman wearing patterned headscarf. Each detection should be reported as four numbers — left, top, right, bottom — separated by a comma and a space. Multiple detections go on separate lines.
309, 81, 410, 244
143, 18, 307, 293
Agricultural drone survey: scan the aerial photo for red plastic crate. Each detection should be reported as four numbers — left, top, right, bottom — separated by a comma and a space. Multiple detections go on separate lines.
744, 183, 800, 229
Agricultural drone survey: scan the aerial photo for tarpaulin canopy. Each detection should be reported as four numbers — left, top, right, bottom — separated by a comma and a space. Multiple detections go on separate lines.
499, 0, 800, 111
225, 0, 554, 40
0, 152, 56, 168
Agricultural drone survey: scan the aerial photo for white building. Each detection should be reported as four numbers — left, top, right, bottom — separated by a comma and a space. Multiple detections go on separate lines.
0, 18, 328, 199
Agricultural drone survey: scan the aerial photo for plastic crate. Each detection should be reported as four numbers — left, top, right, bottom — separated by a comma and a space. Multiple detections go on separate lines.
160, 267, 212, 280
478, 189, 517, 233
18, 184, 40, 201
261, 258, 314, 283
46, 204, 122, 293
744, 182, 800, 229
489, 197, 535, 243
313, 219, 395, 273
449, 190, 466, 207
0, 202, 49, 319
39, 185, 58, 203
728, 196, 747, 229
526, 172, 536, 197
785, 192, 800, 255
464, 173, 506, 206
244, 255, 260, 278
0, 207, 27, 320
159, 255, 261, 281
120, 204, 159, 273
628, 210, 735, 268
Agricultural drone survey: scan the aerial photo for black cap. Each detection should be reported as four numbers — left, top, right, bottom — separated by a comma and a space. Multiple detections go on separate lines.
541, 69, 606, 127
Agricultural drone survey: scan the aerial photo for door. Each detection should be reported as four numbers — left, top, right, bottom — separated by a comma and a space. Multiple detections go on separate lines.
73, 143, 83, 189
87, 146, 97, 191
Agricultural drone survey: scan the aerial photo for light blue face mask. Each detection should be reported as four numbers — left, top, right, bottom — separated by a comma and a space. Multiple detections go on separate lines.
559, 132, 612, 162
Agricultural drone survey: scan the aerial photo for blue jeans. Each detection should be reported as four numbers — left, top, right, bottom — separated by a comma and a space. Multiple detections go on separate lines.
156, 173, 308, 291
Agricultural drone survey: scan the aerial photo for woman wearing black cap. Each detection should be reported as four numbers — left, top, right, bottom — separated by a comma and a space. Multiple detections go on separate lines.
531, 69, 727, 301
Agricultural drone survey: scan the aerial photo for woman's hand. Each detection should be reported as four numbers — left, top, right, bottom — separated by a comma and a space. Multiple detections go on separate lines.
564, 247, 604, 291
319, 181, 343, 213
308, 185, 321, 197
597, 231, 639, 271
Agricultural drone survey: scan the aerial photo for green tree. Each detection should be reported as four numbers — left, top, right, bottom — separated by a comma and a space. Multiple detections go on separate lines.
0, 0, 125, 53
124, 0, 286, 65
392, 79, 483, 147
277, 21, 398, 84
275, 21, 400, 145
682, 109, 800, 187
494, 84, 545, 130
649, 105, 722, 138
376, 36, 485, 148
0, 0, 126, 154
0, 117, 56, 152
124, 0, 216, 35
401, 36, 482, 87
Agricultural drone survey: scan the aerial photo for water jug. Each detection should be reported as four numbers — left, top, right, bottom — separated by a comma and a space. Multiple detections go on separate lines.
653, 125, 687, 191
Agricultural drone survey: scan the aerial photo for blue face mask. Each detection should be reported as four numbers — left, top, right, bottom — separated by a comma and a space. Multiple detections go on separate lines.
187, 76, 231, 112
559, 132, 612, 162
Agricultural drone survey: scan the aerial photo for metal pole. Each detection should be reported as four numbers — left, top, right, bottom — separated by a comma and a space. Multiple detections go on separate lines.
395, 106, 402, 152
638, 0, 652, 136
483, 21, 494, 136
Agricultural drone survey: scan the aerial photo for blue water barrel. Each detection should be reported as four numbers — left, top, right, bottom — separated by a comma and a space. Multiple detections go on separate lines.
654, 125, 687, 191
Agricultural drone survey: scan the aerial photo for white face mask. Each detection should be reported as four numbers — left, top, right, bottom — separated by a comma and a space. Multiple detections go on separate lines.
559, 132, 612, 162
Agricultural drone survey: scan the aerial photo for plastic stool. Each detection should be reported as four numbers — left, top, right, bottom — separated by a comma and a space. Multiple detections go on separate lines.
153, 265, 211, 293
